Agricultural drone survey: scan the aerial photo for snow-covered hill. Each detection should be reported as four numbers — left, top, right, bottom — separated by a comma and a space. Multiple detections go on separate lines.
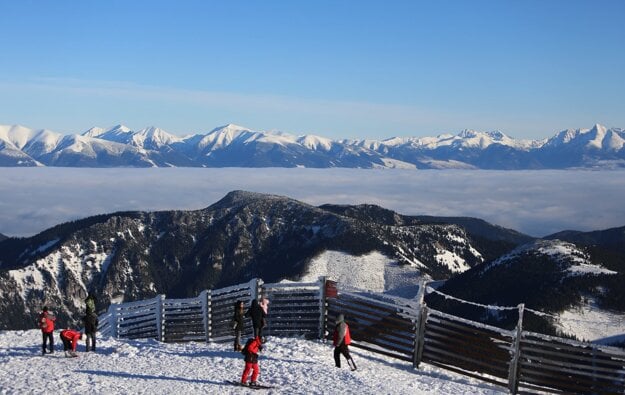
433, 238, 625, 342
0, 191, 491, 330
0, 330, 505, 394
1, 122, 624, 168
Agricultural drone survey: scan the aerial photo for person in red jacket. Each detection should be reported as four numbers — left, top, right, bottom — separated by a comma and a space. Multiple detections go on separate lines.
38, 307, 55, 355
333, 313, 356, 370
60, 329, 82, 357
240, 336, 263, 386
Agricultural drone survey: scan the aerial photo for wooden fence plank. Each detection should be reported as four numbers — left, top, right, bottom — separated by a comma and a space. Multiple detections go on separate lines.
425, 359, 508, 388
519, 368, 623, 394
327, 301, 416, 329
425, 320, 513, 352
520, 346, 625, 373
519, 357, 625, 384
349, 342, 413, 362
521, 339, 625, 367
422, 346, 510, 377
426, 314, 513, 342
424, 334, 511, 366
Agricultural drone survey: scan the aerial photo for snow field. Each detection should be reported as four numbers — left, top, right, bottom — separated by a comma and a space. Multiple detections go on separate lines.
0, 330, 505, 394
301, 250, 424, 298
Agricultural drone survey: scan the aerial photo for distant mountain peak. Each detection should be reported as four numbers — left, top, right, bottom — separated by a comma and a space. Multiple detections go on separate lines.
210, 123, 252, 133
82, 127, 105, 137
297, 134, 333, 150
590, 123, 607, 132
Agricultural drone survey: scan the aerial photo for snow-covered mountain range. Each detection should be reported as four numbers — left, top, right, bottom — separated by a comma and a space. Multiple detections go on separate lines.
1, 123, 623, 169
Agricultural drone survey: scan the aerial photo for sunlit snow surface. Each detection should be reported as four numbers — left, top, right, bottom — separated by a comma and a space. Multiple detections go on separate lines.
300, 250, 423, 297
553, 298, 625, 343
0, 331, 505, 394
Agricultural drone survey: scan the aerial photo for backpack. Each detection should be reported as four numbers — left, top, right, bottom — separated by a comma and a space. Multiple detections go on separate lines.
86, 297, 96, 315
241, 338, 254, 356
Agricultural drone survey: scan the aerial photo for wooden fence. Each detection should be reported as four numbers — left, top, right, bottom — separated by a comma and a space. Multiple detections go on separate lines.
518, 331, 625, 394
97, 277, 625, 394
262, 280, 325, 339
325, 286, 420, 363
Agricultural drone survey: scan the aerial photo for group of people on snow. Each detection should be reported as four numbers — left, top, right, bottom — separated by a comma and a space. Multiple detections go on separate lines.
37, 291, 355, 387
232, 296, 355, 387
37, 292, 99, 357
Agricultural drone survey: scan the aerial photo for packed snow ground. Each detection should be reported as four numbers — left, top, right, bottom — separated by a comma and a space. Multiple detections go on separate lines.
300, 250, 423, 298
0, 330, 505, 394
553, 297, 625, 344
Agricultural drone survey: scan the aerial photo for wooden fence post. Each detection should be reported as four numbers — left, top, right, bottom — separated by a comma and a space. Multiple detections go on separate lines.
508, 303, 525, 394
412, 279, 427, 368
200, 289, 211, 343
111, 304, 119, 339
318, 276, 327, 340
156, 294, 165, 342
256, 278, 264, 300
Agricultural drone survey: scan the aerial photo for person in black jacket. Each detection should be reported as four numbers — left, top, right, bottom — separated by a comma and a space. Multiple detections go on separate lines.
245, 299, 266, 339
83, 313, 98, 352
232, 300, 245, 351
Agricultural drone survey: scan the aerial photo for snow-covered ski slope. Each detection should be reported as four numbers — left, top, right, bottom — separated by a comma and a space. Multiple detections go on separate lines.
0, 331, 505, 394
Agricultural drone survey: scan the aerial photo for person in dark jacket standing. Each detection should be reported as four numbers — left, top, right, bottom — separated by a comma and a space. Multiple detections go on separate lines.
333, 314, 356, 370
83, 313, 98, 352
240, 336, 263, 386
38, 307, 55, 355
232, 300, 245, 351
246, 299, 266, 339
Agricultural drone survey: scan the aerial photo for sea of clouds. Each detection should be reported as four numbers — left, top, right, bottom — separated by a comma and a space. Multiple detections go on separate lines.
1, 168, 624, 238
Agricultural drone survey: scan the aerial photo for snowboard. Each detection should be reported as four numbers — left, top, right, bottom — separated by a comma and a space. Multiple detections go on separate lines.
225, 380, 273, 389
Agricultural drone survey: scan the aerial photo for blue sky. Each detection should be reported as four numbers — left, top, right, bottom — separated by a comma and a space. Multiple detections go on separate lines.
0, 1, 623, 140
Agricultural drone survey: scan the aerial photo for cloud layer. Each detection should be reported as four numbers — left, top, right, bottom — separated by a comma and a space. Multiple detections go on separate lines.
1, 168, 623, 238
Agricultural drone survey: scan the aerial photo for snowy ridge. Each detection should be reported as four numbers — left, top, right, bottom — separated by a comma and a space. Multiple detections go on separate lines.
1, 122, 624, 168
5, 241, 112, 315
483, 239, 616, 276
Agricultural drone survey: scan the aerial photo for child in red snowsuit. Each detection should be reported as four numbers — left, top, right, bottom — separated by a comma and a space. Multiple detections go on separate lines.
240, 336, 263, 386
60, 329, 82, 357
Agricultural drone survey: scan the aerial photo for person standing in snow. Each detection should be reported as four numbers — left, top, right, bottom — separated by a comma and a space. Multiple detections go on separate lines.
60, 329, 82, 357
240, 336, 263, 386
83, 313, 98, 352
246, 299, 266, 340
333, 314, 356, 370
85, 292, 97, 316
232, 300, 245, 351
38, 306, 55, 355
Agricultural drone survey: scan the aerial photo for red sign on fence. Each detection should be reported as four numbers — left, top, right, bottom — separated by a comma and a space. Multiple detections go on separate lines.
325, 280, 337, 298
